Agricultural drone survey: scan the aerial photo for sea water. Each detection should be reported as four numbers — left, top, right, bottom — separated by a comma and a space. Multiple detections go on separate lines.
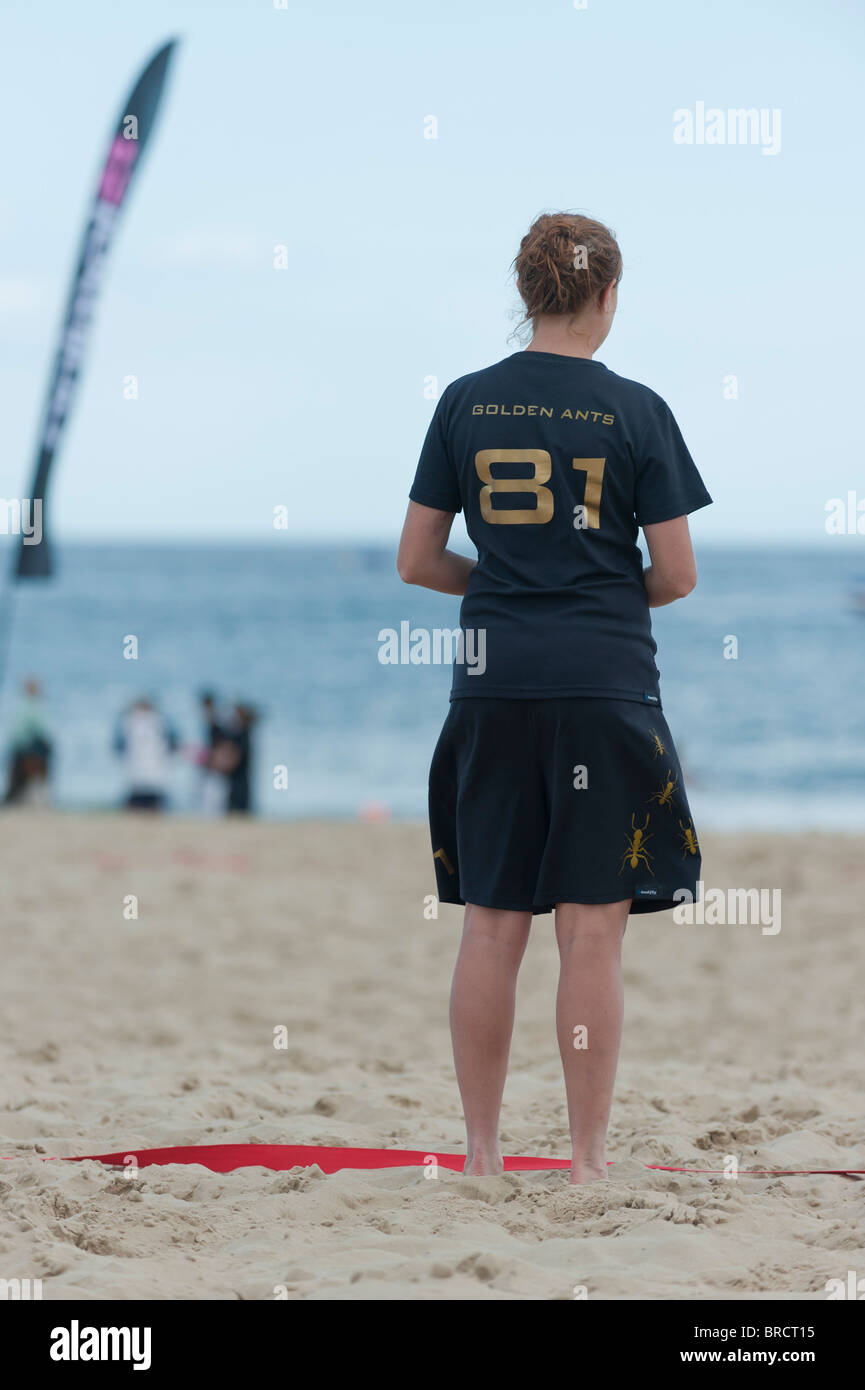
0, 542, 863, 828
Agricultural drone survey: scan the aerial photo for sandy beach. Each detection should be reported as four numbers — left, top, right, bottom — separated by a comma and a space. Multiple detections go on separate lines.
1, 810, 863, 1301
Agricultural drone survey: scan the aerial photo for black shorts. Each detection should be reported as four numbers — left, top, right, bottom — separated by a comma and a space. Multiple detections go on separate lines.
428, 697, 701, 916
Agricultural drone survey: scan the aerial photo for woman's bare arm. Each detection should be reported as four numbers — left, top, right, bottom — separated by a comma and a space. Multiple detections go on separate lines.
642, 515, 698, 608
397, 501, 476, 595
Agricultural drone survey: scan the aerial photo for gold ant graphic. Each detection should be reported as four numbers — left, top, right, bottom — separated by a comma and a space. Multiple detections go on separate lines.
648, 769, 679, 812
649, 728, 665, 759
678, 819, 699, 859
433, 847, 455, 876
619, 812, 654, 876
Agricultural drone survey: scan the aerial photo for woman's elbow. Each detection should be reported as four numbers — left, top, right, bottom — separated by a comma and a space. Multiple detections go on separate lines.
654, 565, 697, 601
673, 568, 697, 598
397, 552, 421, 585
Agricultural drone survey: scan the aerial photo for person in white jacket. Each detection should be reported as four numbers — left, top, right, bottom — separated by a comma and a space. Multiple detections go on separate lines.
113, 697, 179, 811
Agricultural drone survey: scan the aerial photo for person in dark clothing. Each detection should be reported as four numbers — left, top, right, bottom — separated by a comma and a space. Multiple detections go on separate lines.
199, 691, 222, 753
397, 211, 711, 1183
197, 690, 233, 814
224, 703, 258, 814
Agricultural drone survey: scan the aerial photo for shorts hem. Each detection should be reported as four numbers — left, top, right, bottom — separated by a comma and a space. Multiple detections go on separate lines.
438, 887, 692, 917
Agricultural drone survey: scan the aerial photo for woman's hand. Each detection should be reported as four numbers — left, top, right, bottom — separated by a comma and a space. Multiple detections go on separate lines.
397, 501, 477, 595
642, 515, 698, 608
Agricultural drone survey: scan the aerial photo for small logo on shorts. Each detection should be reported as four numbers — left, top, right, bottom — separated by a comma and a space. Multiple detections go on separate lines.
433, 848, 455, 875
643, 692, 660, 705
635, 885, 658, 897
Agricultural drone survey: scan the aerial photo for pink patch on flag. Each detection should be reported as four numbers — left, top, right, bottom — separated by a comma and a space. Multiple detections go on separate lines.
98, 135, 140, 206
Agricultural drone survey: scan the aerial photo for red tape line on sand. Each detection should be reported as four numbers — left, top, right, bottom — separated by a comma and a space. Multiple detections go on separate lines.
2, 1144, 863, 1177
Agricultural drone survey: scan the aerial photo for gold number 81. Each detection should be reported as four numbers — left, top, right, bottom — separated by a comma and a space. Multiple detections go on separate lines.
474, 450, 606, 527
474, 449, 554, 524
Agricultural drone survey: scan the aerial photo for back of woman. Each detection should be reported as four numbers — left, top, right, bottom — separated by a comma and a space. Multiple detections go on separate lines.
398, 211, 712, 1183
411, 343, 709, 703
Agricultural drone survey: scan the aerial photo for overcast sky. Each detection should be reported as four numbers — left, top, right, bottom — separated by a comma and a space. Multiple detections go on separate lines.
0, 0, 862, 545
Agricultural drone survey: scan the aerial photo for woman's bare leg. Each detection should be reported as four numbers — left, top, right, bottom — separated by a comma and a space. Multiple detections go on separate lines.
554, 900, 630, 1184
450, 903, 532, 1175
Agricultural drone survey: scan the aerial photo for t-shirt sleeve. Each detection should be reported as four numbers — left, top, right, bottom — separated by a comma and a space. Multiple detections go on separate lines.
408, 391, 463, 514
634, 398, 712, 526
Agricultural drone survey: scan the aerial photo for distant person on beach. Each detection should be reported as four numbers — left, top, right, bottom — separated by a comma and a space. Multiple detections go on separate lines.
194, 693, 258, 815
4, 678, 53, 806
222, 702, 258, 815
113, 697, 179, 812
398, 212, 712, 1183
199, 691, 221, 756
197, 690, 230, 815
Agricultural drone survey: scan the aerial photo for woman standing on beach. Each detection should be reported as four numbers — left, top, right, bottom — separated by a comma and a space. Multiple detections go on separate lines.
398, 213, 712, 1183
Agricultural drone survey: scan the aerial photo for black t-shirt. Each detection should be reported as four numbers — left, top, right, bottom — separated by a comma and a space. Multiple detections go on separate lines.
408, 350, 712, 703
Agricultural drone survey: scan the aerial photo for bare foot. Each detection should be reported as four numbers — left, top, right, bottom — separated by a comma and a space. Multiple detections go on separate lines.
568, 1163, 608, 1185
463, 1154, 504, 1176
